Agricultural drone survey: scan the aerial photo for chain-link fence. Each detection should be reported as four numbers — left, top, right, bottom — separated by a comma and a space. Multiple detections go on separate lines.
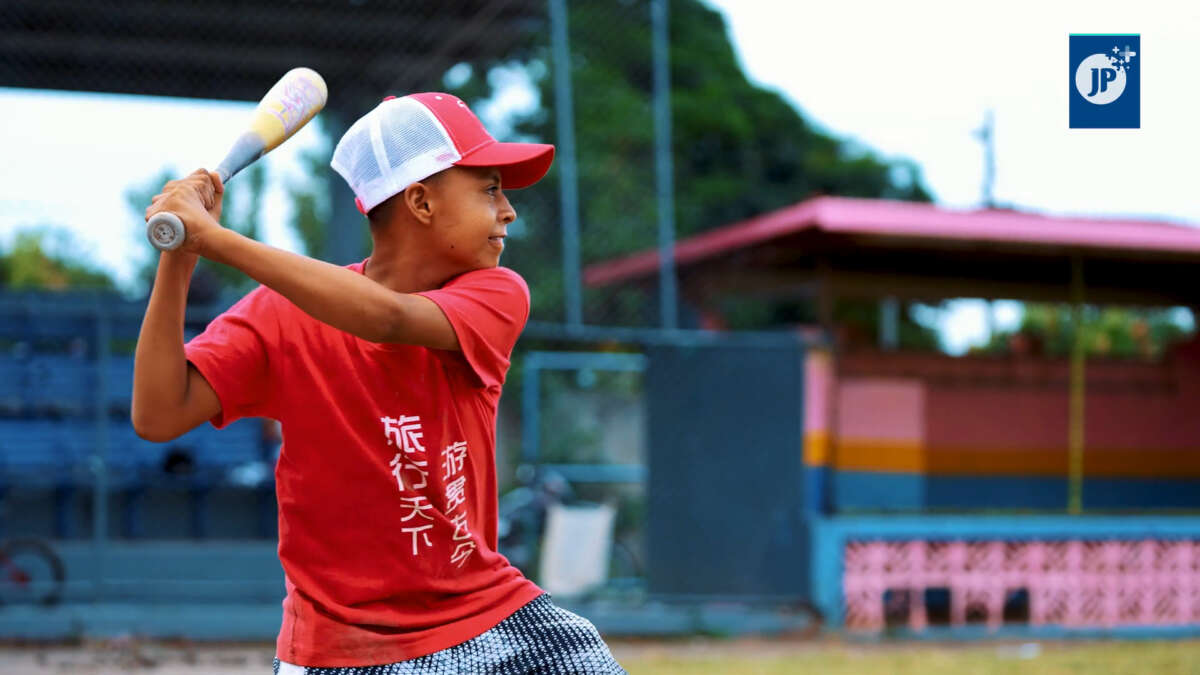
0, 2, 680, 610
3, 0, 1084, 626
0, 0, 683, 328
1, 0, 937, 328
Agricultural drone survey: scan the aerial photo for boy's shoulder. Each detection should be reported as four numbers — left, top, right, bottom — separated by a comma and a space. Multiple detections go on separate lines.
448, 265, 526, 286
439, 266, 529, 302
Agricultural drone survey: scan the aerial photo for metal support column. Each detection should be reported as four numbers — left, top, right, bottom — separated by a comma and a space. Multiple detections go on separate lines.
324, 108, 368, 265
549, 0, 583, 328
90, 306, 112, 600
652, 0, 678, 329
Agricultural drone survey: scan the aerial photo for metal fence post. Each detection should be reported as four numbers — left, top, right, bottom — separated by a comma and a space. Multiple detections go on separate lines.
91, 305, 112, 601
652, 0, 678, 330
521, 353, 543, 465
549, 0, 583, 328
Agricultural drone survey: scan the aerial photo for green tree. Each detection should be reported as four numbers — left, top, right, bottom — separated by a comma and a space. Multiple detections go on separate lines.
446, 0, 933, 326
0, 226, 116, 290
284, 117, 334, 261
981, 304, 1191, 360
125, 115, 334, 302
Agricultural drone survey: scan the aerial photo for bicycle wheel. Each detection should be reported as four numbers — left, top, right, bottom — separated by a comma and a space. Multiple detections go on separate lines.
0, 538, 66, 607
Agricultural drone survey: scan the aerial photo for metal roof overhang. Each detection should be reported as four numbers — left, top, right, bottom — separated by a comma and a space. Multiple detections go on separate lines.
583, 197, 1200, 307
0, 0, 544, 108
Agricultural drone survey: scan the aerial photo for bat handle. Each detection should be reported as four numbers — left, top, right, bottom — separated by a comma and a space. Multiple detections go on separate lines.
147, 212, 186, 251
145, 168, 230, 252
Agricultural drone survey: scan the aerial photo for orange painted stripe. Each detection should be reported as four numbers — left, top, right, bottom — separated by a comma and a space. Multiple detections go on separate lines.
835, 440, 925, 473
835, 439, 1200, 478
803, 430, 830, 467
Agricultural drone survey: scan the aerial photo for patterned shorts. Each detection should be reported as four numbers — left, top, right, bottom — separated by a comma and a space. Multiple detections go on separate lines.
273, 595, 625, 674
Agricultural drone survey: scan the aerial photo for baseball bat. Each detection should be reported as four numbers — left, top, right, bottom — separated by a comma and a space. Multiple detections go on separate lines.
146, 67, 328, 251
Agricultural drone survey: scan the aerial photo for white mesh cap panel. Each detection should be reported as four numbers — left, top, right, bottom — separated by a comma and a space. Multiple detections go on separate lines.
330, 97, 462, 213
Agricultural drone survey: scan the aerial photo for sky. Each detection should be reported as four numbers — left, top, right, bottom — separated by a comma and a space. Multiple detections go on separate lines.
2, 0, 1197, 352
0, 90, 322, 286
706, 0, 1199, 222
703, 0, 1200, 349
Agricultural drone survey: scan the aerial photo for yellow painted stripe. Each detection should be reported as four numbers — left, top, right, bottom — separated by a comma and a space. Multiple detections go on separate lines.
835, 439, 1200, 478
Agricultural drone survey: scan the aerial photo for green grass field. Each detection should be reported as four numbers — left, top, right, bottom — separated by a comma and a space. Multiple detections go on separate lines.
4, 638, 1200, 673
614, 639, 1200, 675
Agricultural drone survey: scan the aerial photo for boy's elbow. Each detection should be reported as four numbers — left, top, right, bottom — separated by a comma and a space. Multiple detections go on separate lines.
131, 406, 180, 443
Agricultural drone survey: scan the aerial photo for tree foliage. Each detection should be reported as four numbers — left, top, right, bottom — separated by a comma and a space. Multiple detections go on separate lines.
448, 0, 933, 325
980, 304, 1192, 360
104, 0, 932, 326
0, 226, 116, 291
0, 225, 115, 289
122, 117, 333, 303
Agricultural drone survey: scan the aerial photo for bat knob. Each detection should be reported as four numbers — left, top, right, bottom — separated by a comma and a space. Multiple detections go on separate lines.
147, 212, 186, 251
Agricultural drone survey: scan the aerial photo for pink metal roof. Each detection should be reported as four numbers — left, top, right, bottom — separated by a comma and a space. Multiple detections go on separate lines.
584, 196, 1200, 286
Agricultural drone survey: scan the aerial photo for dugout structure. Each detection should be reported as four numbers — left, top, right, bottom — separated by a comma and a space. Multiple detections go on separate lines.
586, 195, 1200, 635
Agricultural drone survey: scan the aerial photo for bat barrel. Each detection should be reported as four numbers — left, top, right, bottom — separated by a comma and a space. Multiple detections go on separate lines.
143, 67, 326, 253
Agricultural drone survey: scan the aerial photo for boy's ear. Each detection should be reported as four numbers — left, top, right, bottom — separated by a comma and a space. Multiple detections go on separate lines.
403, 181, 435, 225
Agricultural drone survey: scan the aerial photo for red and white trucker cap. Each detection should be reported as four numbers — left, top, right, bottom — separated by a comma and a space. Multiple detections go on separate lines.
331, 92, 555, 214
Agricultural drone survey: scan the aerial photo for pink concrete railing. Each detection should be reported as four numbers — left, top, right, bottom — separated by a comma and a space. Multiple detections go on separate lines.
843, 540, 1200, 631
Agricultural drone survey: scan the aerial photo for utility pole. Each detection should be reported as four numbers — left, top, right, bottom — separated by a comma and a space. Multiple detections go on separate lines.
975, 109, 998, 347
974, 109, 995, 209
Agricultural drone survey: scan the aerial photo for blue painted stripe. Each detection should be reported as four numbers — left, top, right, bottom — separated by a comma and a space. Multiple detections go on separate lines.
831, 471, 1200, 511
803, 465, 830, 513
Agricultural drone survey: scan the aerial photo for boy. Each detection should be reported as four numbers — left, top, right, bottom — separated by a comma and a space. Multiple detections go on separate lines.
133, 93, 625, 674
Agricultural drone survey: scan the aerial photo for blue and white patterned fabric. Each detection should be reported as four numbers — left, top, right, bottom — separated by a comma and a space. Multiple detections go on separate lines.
274, 595, 625, 674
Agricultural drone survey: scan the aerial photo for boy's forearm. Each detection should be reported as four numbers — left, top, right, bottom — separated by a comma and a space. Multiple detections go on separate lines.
202, 227, 409, 343
132, 253, 195, 435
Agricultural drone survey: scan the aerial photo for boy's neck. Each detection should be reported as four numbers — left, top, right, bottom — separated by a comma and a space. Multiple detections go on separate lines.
363, 238, 457, 294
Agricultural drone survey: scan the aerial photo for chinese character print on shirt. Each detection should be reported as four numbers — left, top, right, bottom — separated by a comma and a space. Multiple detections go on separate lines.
382, 415, 426, 453
383, 415, 435, 557
400, 495, 435, 555
389, 453, 429, 491
443, 441, 467, 479
442, 441, 476, 567
380, 417, 475, 566
383, 415, 431, 493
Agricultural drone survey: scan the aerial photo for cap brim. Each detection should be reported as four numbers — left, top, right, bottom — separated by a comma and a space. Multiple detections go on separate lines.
455, 142, 555, 190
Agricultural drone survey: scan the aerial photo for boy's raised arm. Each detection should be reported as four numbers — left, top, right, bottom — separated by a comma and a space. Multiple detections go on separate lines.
202, 228, 459, 350
131, 250, 222, 442
144, 170, 458, 351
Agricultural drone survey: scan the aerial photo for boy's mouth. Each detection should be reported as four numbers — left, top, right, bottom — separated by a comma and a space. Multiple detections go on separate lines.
488, 235, 506, 248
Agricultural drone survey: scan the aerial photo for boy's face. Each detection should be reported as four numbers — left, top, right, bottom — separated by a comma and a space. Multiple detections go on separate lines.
428, 165, 516, 271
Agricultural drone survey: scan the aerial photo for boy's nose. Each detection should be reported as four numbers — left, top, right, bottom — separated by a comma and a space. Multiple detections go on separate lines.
498, 193, 516, 225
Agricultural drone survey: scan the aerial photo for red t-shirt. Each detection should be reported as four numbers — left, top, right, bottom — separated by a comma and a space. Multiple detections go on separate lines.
184, 260, 542, 667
